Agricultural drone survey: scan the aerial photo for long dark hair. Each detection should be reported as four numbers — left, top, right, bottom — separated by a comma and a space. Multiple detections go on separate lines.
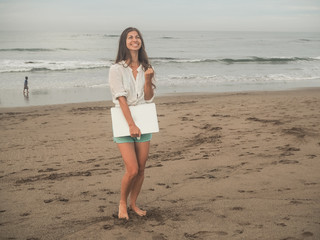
115, 27, 151, 71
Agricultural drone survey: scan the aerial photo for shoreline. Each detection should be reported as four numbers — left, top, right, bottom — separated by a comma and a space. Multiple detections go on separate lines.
1, 75, 320, 108
1, 86, 320, 110
1, 88, 319, 239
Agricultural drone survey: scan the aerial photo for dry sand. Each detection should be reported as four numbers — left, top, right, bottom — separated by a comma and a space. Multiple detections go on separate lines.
0, 89, 319, 240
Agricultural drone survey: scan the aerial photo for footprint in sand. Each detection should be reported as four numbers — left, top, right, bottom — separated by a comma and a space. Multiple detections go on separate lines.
279, 160, 299, 164
44, 199, 54, 203
301, 232, 313, 237
38, 168, 59, 173
304, 182, 317, 186
102, 224, 113, 230
234, 229, 244, 235
98, 206, 106, 212
238, 190, 256, 194
232, 207, 244, 211
275, 222, 287, 227
185, 231, 228, 239
289, 200, 303, 205
44, 197, 69, 203
20, 212, 31, 217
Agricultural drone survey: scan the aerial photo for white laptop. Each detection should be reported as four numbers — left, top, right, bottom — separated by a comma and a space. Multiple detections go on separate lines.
111, 103, 159, 137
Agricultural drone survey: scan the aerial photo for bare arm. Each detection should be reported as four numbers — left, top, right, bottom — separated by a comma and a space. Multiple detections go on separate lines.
144, 68, 154, 100
118, 96, 141, 138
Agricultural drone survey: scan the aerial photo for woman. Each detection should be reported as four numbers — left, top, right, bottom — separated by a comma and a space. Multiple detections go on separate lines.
108, 27, 155, 220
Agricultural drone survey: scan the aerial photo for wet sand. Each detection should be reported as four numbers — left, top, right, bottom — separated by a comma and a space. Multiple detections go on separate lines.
0, 89, 319, 240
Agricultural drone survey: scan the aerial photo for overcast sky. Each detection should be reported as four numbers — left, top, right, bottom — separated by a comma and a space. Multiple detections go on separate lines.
0, 0, 319, 32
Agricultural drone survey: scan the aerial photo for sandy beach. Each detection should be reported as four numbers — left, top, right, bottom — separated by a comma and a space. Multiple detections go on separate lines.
0, 89, 319, 240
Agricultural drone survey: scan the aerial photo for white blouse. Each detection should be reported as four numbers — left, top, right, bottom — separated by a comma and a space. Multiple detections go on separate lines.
108, 61, 155, 107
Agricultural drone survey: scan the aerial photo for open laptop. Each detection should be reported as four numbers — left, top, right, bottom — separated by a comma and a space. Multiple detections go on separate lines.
111, 103, 159, 137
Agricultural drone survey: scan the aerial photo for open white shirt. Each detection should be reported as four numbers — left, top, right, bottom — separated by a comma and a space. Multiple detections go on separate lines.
109, 61, 155, 107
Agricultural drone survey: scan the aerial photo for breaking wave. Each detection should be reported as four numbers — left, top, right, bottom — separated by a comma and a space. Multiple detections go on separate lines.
0, 60, 112, 73
151, 56, 320, 64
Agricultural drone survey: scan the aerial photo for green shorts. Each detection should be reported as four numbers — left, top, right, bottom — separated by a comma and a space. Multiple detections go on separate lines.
113, 133, 152, 144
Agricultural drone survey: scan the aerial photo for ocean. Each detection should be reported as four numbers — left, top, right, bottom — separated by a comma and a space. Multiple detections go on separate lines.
0, 31, 319, 107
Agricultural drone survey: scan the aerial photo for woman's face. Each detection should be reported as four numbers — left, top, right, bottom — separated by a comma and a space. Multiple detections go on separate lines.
126, 31, 141, 51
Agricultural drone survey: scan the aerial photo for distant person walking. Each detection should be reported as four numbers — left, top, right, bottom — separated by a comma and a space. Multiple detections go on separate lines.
23, 76, 29, 94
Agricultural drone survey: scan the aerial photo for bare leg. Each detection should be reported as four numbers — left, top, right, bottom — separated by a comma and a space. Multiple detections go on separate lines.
117, 142, 139, 220
129, 141, 150, 216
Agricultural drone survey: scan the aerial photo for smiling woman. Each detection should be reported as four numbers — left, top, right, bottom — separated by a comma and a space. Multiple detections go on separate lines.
126, 31, 141, 51
108, 27, 156, 220
115, 27, 152, 73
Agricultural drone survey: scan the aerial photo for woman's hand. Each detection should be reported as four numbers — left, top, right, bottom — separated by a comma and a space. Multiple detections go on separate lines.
129, 124, 141, 138
144, 67, 154, 82
118, 96, 141, 138
144, 67, 154, 100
